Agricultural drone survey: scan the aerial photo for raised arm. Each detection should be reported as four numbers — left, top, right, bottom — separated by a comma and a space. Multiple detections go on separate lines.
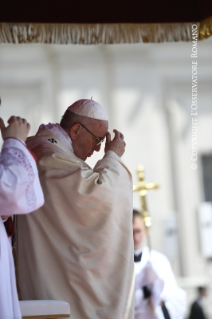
0, 116, 44, 215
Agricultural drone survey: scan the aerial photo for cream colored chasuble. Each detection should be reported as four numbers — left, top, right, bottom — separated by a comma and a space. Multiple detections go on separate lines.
17, 126, 134, 319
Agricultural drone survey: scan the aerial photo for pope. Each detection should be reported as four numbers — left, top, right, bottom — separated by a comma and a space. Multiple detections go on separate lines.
17, 99, 134, 319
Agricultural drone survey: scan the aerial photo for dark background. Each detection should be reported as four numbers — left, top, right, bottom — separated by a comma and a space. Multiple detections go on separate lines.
1, 0, 211, 24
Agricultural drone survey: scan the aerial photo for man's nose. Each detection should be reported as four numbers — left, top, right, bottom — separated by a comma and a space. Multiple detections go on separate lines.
94, 144, 101, 152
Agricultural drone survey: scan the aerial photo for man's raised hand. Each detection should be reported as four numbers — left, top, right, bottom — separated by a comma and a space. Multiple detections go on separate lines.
105, 129, 126, 157
0, 116, 30, 142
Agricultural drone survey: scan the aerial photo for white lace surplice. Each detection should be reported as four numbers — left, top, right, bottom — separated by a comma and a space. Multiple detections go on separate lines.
0, 138, 44, 319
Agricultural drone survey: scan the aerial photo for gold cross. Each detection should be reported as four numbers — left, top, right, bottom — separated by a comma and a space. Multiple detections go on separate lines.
133, 165, 160, 248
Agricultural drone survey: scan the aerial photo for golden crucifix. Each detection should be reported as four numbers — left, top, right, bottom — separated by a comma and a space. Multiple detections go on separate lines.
133, 165, 160, 249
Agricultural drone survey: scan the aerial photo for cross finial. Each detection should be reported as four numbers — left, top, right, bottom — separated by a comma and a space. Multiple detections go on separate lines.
133, 165, 160, 248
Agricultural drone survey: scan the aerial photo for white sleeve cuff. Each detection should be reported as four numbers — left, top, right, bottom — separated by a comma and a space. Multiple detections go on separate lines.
104, 150, 121, 161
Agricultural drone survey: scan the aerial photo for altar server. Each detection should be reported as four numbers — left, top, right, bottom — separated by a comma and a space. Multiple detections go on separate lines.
0, 116, 44, 319
133, 209, 186, 319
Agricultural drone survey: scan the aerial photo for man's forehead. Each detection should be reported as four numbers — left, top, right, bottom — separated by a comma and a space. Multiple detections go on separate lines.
89, 120, 108, 136
133, 217, 145, 226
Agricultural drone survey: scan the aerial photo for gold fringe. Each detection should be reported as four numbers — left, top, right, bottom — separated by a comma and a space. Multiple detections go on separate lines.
199, 16, 212, 40
0, 22, 198, 44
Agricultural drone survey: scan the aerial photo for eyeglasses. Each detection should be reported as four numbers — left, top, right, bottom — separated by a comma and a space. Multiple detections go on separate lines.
79, 123, 105, 145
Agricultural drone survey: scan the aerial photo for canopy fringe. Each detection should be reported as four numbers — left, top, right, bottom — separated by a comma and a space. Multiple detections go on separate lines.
199, 16, 212, 40
0, 22, 198, 44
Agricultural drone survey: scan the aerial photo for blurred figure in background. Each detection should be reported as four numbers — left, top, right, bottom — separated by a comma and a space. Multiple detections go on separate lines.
133, 209, 186, 319
189, 287, 207, 319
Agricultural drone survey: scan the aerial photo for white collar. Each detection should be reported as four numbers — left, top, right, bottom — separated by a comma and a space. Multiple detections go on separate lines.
39, 123, 73, 151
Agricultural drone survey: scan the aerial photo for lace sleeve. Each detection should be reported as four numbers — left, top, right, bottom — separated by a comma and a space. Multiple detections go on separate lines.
1, 146, 37, 210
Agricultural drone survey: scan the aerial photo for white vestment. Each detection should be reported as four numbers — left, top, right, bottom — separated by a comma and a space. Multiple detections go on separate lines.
0, 138, 44, 319
17, 124, 134, 319
135, 246, 186, 319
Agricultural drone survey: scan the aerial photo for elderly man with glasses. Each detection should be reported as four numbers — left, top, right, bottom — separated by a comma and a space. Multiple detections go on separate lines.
17, 99, 134, 319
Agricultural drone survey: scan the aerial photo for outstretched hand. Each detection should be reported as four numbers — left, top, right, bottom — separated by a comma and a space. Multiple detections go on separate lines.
0, 116, 30, 142
105, 129, 125, 158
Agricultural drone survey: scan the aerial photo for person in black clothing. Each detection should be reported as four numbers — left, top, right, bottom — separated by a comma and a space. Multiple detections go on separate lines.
189, 286, 207, 319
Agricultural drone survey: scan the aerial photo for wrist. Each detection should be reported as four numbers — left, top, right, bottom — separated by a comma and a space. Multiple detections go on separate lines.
4, 137, 26, 145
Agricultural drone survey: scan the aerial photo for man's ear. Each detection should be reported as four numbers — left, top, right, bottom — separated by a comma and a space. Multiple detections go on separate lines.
70, 124, 81, 140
